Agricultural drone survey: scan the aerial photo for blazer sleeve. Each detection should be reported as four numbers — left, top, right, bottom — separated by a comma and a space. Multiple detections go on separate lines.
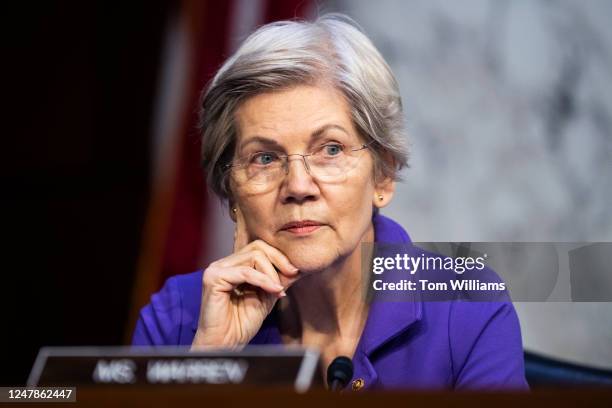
131, 276, 184, 346
449, 300, 530, 390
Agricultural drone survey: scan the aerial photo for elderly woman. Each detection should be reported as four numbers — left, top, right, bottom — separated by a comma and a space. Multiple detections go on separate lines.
133, 14, 528, 390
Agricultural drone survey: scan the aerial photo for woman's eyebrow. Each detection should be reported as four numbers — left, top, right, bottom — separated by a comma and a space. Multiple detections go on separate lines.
239, 136, 283, 151
311, 124, 350, 140
239, 124, 350, 150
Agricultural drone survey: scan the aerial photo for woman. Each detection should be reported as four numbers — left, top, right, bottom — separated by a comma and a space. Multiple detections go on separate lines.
132, 14, 528, 390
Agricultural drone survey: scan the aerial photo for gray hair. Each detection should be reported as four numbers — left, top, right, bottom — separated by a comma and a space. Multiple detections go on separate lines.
199, 13, 409, 203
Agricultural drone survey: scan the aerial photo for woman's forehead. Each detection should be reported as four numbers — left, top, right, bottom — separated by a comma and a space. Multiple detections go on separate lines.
234, 85, 358, 149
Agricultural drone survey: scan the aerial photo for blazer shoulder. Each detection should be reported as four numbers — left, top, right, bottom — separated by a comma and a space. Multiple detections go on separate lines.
132, 270, 203, 346
167, 270, 203, 332
448, 300, 528, 389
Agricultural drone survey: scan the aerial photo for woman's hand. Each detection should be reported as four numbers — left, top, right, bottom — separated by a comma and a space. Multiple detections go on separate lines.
191, 207, 300, 349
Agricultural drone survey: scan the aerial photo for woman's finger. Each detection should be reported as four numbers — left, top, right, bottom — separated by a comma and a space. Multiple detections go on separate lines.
250, 240, 300, 279
212, 266, 285, 295
250, 250, 299, 290
222, 247, 300, 290
233, 206, 249, 253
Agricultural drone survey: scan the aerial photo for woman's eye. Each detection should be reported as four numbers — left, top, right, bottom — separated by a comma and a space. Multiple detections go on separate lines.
323, 144, 344, 156
251, 152, 278, 165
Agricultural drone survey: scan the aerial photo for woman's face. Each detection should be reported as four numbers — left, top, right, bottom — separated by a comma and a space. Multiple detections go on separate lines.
231, 84, 393, 273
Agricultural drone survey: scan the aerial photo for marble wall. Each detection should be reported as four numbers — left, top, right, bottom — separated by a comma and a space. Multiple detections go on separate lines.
322, 0, 612, 369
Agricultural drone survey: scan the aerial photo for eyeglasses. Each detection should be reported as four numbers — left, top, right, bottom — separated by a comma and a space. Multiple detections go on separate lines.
224, 140, 374, 193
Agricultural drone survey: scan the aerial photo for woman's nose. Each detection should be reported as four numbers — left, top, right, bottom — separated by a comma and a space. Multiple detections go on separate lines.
280, 156, 319, 203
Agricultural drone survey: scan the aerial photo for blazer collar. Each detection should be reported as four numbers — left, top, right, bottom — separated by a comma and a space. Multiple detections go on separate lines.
358, 213, 422, 356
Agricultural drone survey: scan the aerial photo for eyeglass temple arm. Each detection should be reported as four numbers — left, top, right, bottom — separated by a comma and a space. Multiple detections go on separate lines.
351, 140, 375, 151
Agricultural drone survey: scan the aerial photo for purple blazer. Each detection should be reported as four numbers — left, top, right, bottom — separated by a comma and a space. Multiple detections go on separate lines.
132, 214, 529, 390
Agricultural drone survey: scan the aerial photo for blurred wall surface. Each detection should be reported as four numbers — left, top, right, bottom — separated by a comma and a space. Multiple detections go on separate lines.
319, 0, 612, 368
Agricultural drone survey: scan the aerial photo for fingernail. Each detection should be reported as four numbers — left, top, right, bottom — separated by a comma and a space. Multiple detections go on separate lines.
279, 290, 287, 297
292, 267, 299, 274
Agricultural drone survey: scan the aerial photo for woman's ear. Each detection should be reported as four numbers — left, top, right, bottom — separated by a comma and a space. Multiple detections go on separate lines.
373, 176, 395, 209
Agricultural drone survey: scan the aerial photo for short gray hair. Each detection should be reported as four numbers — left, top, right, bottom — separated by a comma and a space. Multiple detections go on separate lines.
199, 13, 409, 203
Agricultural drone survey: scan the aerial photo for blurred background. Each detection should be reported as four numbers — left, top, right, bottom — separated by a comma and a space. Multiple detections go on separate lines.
2, 0, 611, 386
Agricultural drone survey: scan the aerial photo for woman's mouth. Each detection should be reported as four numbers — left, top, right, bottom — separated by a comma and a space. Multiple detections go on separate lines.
280, 220, 324, 235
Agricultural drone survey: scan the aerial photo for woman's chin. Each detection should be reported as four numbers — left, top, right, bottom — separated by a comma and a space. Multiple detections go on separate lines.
282, 247, 337, 274
267, 230, 342, 273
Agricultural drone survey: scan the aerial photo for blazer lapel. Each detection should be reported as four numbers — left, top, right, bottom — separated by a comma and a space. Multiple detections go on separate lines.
349, 213, 423, 389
